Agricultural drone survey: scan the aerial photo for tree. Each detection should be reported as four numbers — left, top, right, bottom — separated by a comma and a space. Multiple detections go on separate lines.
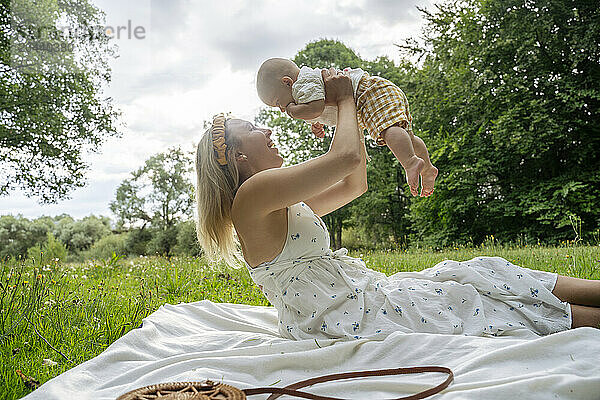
110, 147, 194, 255
293, 39, 364, 71
0, 213, 114, 259
401, 0, 600, 244
0, 214, 47, 258
0, 0, 121, 203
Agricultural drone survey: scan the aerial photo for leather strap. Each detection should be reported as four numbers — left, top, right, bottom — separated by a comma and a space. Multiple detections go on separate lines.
242, 366, 453, 400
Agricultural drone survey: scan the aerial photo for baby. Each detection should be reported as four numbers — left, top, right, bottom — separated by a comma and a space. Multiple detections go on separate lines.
256, 58, 438, 197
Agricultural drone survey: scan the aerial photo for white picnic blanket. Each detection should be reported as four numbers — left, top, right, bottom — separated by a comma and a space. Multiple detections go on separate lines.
24, 300, 600, 400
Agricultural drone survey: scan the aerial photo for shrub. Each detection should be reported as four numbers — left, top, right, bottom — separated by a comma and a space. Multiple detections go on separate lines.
145, 226, 178, 256
174, 220, 202, 257
125, 228, 152, 255
26, 232, 68, 264
84, 233, 129, 260
342, 227, 377, 251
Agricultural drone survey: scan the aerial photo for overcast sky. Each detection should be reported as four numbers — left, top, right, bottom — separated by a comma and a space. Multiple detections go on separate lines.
1, 0, 432, 220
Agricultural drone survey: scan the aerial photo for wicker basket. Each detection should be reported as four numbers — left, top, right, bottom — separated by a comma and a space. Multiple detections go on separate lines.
116, 380, 245, 400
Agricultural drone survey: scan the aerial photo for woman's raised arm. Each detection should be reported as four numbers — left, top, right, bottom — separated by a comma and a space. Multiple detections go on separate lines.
303, 102, 368, 217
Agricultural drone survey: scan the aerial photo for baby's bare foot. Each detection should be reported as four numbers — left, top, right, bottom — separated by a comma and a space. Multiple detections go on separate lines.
404, 156, 425, 197
420, 165, 438, 197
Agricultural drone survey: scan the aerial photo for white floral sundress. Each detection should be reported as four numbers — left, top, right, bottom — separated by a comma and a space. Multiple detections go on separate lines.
244, 202, 572, 341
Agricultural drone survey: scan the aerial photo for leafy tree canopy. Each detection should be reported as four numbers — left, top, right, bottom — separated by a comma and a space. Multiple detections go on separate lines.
404, 0, 600, 245
0, 0, 121, 203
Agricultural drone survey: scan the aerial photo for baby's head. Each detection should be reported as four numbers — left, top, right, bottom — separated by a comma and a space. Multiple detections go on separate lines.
256, 58, 300, 112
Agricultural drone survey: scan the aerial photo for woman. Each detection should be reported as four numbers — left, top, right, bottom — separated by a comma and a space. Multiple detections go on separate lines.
195, 68, 600, 341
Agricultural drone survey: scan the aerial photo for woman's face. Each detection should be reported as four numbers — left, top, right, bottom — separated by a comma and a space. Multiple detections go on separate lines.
226, 119, 283, 173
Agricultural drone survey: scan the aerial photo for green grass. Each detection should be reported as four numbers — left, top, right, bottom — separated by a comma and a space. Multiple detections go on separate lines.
1, 244, 598, 399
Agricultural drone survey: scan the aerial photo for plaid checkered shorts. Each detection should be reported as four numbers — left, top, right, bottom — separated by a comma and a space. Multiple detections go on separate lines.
355, 73, 413, 146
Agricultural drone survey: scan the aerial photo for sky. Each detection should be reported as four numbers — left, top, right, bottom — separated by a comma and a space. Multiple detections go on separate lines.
1, 0, 433, 220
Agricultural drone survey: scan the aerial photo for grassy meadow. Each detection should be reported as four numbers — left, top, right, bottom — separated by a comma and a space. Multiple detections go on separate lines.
1, 243, 599, 399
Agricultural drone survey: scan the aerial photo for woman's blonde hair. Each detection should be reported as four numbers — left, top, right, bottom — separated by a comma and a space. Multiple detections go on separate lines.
195, 116, 244, 269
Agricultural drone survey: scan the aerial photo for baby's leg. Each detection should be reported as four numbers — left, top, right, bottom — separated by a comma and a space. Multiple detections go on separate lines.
411, 135, 438, 197
381, 126, 424, 196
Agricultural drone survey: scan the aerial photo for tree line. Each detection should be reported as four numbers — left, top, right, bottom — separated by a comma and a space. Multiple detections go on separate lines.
0, 212, 201, 263
0, 146, 201, 262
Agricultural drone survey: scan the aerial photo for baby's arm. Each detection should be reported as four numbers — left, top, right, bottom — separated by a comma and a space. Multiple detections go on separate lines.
286, 99, 325, 120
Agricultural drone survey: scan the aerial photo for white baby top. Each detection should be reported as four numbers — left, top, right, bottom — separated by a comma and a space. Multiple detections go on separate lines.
292, 66, 366, 127
245, 201, 572, 341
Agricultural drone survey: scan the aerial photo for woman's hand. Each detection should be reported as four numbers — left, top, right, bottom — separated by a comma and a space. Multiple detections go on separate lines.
321, 68, 353, 106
